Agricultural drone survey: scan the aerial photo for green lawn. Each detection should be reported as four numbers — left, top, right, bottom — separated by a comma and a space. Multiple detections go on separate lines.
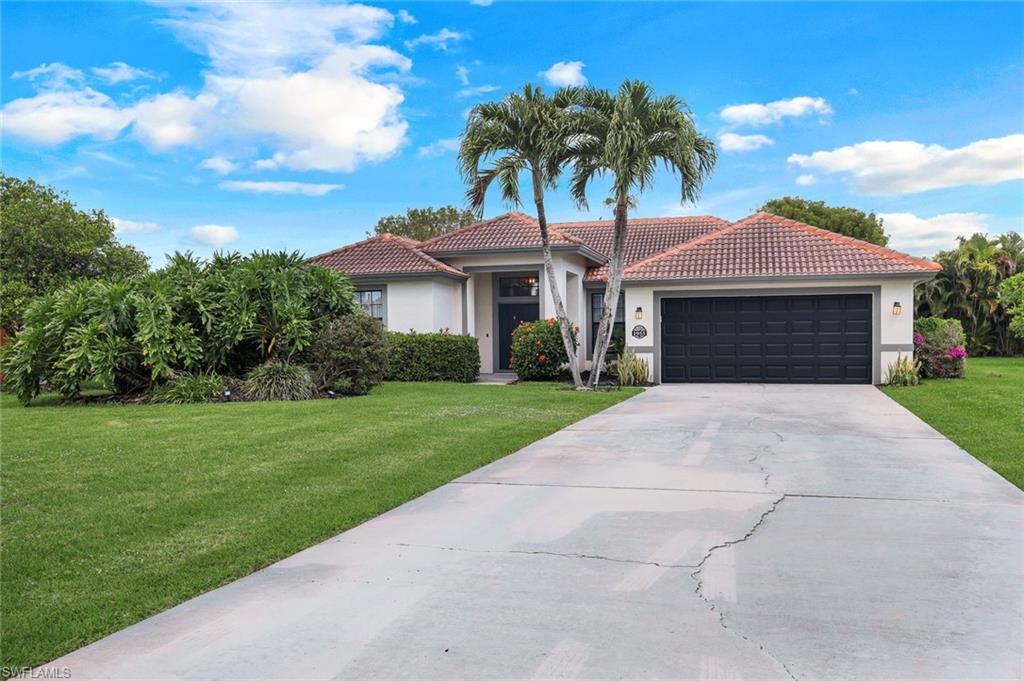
0, 382, 639, 670
882, 357, 1024, 490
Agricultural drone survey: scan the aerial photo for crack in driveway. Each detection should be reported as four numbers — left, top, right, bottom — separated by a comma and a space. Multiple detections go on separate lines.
389, 542, 700, 569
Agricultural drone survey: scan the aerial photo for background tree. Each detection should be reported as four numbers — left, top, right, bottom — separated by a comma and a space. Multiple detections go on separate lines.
459, 84, 586, 389
0, 174, 149, 332
570, 80, 717, 388
1000, 272, 1024, 340
371, 205, 476, 242
760, 196, 889, 246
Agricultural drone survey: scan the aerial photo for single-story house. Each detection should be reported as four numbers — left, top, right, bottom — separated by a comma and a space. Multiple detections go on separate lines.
309, 211, 940, 384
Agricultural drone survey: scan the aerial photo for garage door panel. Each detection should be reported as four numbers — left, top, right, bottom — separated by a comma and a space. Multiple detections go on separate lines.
660, 294, 872, 384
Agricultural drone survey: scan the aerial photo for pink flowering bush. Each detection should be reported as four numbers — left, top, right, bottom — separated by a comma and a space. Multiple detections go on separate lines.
510, 318, 578, 380
913, 317, 967, 379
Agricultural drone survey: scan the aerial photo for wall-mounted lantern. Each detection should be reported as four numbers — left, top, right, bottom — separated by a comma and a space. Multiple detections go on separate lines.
634, 306, 644, 321
892, 301, 903, 316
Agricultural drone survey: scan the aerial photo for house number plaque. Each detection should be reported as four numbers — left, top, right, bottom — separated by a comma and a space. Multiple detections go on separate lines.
631, 325, 648, 339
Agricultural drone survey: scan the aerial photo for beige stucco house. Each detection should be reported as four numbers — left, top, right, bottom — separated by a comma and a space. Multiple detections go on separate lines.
309, 211, 940, 384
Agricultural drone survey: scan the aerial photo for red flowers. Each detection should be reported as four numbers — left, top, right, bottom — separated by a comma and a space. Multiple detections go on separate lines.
538, 353, 546, 362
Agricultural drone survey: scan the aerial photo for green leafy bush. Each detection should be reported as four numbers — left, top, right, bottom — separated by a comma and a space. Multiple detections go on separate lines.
1, 251, 355, 404
241, 362, 317, 401
510, 318, 577, 381
614, 348, 650, 386
386, 332, 480, 382
1001, 272, 1024, 340
149, 372, 226, 404
914, 317, 967, 379
309, 314, 389, 395
884, 354, 920, 387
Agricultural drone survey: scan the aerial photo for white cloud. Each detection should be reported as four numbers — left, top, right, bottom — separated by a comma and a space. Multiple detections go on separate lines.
718, 132, 773, 152
199, 156, 240, 174
1, 88, 130, 144
130, 92, 217, 149
219, 180, 343, 196
795, 174, 817, 186
191, 224, 239, 246
404, 28, 467, 51
12, 62, 84, 89
878, 212, 990, 255
112, 217, 160, 234
539, 60, 587, 87
456, 84, 499, 98
91, 62, 158, 85
418, 137, 460, 158
847, 88, 859, 96
455, 65, 470, 86
396, 9, 417, 24
720, 96, 832, 127
470, 0, 494, 6
788, 135, 1024, 195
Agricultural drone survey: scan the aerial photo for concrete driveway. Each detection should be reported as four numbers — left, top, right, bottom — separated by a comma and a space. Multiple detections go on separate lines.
50, 385, 1023, 680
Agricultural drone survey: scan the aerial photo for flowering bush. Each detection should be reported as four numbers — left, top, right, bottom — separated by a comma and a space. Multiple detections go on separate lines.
913, 317, 967, 379
510, 318, 578, 380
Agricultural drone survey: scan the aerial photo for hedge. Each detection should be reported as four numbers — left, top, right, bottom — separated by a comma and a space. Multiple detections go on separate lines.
385, 332, 480, 382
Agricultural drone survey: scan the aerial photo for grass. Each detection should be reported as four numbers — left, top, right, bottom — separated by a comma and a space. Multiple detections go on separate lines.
0, 382, 639, 670
882, 357, 1024, 490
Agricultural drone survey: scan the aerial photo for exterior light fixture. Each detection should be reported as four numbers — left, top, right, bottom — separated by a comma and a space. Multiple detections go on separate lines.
634, 306, 644, 321
892, 301, 903, 316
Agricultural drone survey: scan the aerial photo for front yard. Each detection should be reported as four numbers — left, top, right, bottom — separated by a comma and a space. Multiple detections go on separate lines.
882, 357, 1023, 490
0, 382, 639, 670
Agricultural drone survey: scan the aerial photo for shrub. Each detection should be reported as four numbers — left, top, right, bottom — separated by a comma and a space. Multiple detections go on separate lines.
510, 318, 577, 381
614, 348, 650, 386
1001, 272, 1024, 340
309, 315, 388, 395
884, 354, 920, 387
149, 372, 226, 404
386, 332, 479, 382
914, 317, 967, 379
241, 362, 317, 401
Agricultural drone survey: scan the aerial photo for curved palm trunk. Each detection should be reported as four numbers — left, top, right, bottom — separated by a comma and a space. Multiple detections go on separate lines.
533, 171, 584, 389
588, 199, 628, 389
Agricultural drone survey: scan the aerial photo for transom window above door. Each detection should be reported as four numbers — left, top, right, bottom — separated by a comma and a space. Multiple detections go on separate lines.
499, 276, 539, 298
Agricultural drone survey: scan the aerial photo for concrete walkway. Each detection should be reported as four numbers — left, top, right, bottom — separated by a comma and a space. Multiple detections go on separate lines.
49, 385, 1023, 680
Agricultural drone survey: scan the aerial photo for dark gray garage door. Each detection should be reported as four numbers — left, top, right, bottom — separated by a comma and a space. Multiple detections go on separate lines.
661, 294, 872, 383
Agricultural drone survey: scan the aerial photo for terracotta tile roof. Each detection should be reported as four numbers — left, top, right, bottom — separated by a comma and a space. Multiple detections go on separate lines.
555, 216, 728, 281
421, 212, 586, 253
308, 233, 467, 279
621, 212, 941, 281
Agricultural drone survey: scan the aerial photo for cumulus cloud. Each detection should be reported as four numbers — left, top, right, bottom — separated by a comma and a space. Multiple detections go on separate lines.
404, 28, 467, 51
1, 87, 130, 144
199, 156, 241, 174
795, 174, 817, 186
191, 224, 239, 246
112, 217, 160, 234
219, 180, 343, 196
788, 135, 1024, 195
130, 92, 217, 149
91, 61, 158, 85
470, 0, 494, 6
396, 9, 417, 24
878, 212, 990, 255
721, 96, 832, 127
12, 62, 84, 88
539, 60, 587, 87
718, 132, 773, 152
417, 137, 460, 158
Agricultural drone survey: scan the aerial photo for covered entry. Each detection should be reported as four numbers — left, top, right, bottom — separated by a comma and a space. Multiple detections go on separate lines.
660, 294, 872, 383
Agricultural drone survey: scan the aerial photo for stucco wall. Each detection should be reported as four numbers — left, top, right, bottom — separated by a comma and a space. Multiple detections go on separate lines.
375, 278, 465, 334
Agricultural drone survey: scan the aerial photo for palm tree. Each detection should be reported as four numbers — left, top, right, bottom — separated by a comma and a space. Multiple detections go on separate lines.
459, 85, 586, 388
568, 81, 717, 388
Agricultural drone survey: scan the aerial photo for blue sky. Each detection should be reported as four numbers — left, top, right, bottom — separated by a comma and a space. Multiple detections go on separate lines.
3, 1, 1022, 263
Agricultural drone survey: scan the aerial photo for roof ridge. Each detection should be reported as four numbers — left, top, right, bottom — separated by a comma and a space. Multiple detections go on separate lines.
555, 215, 728, 228
385, 233, 467, 276
420, 211, 537, 249
622, 220, 750, 274
754, 212, 941, 271
308, 232, 412, 262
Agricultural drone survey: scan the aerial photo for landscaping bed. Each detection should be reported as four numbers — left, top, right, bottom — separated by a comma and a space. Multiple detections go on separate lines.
0, 382, 639, 670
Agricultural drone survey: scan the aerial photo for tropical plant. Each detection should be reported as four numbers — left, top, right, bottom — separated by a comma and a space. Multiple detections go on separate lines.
372, 205, 476, 241
760, 196, 889, 246
913, 317, 967, 379
241, 362, 317, 401
459, 84, 587, 389
884, 354, 920, 387
510, 318, 578, 380
915, 232, 1023, 356
614, 348, 650, 387
385, 332, 480, 382
2, 252, 356, 404
568, 80, 717, 388
309, 314, 389, 395
148, 372, 226, 404
1000, 272, 1024, 339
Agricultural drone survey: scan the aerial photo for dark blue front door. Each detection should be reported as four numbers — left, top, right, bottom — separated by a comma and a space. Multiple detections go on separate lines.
498, 303, 539, 370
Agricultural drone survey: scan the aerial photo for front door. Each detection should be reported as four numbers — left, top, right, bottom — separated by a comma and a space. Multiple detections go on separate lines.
498, 303, 539, 370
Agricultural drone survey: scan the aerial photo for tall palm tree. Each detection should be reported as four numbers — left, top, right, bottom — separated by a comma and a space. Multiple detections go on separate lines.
458, 85, 586, 388
568, 81, 717, 388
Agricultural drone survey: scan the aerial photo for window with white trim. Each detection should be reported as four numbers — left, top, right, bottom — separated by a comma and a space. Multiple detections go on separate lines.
357, 289, 384, 321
